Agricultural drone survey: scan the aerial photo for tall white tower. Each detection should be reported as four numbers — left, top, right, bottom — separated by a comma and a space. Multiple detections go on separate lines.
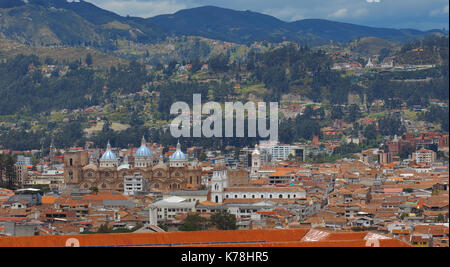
250, 144, 261, 180
149, 204, 158, 226
211, 168, 228, 203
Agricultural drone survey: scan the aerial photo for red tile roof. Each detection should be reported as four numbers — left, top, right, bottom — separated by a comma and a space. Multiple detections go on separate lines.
0, 229, 410, 247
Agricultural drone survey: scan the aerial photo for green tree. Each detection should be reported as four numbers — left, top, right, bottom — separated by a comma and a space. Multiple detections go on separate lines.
363, 124, 378, 141
97, 223, 112, 233
435, 214, 445, 223
179, 213, 207, 231
85, 53, 93, 66
210, 210, 237, 230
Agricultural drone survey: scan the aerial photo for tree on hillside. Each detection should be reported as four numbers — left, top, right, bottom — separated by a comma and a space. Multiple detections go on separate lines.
85, 53, 93, 66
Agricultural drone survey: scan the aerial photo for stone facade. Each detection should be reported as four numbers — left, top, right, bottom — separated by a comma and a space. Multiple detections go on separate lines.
64, 140, 202, 192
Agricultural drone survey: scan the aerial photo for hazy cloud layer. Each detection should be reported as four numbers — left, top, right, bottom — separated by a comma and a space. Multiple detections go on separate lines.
86, 0, 449, 30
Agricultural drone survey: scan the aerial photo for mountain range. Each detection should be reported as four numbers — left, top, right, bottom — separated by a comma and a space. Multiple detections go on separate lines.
0, 0, 448, 48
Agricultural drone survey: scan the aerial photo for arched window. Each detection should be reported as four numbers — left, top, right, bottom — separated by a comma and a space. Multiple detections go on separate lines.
279, 194, 283, 199
215, 196, 219, 203
70, 159, 73, 166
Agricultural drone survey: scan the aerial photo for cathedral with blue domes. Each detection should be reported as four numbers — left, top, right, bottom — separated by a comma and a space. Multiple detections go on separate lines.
64, 137, 202, 192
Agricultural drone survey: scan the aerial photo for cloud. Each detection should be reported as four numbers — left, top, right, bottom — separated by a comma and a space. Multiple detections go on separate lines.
354, 8, 369, 17
330, 8, 348, 18
89, 0, 189, 18
430, 4, 449, 16
262, 7, 306, 21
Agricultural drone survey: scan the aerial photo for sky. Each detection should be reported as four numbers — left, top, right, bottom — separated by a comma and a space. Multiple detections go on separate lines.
84, 0, 449, 30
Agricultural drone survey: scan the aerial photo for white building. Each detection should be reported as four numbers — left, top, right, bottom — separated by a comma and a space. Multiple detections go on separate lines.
412, 148, 436, 164
164, 190, 208, 203
222, 187, 306, 202
259, 142, 299, 161
365, 57, 375, 68
16, 155, 32, 166
152, 196, 197, 221
123, 173, 149, 196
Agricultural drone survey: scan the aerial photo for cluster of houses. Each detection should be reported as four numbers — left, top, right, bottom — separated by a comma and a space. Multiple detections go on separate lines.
0, 138, 447, 246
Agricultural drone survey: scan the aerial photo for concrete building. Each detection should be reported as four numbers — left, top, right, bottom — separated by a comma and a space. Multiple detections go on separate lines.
152, 196, 197, 221
413, 148, 436, 164
259, 142, 299, 161
164, 190, 209, 203
123, 173, 149, 196
16, 155, 32, 166
14, 164, 28, 187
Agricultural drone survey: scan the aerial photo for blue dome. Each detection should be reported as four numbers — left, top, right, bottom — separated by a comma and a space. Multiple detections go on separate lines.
101, 150, 118, 160
170, 150, 186, 160
135, 136, 153, 157
170, 141, 186, 160
101, 141, 118, 160
135, 145, 153, 157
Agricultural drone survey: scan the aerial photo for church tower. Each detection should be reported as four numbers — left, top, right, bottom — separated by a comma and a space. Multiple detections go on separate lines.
211, 167, 228, 203
250, 144, 261, 180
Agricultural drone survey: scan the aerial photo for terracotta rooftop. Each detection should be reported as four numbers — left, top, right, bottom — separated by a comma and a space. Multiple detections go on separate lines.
0, 228, 410, 247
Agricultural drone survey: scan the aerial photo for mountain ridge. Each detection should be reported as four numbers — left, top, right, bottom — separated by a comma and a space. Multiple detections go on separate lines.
0, 0, 447, 47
